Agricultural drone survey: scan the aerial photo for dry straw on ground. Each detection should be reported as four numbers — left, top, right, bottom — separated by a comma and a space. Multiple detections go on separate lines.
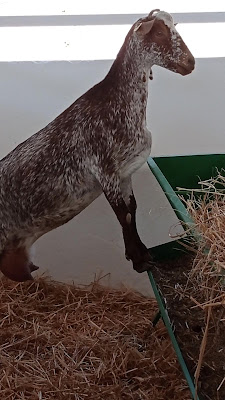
0, 276, 190, 400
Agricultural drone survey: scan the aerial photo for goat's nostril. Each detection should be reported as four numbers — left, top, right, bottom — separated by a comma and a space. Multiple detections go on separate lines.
188, 57, 195, 67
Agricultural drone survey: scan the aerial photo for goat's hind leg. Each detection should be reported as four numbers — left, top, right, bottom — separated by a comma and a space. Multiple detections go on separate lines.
0, 245, 39, 282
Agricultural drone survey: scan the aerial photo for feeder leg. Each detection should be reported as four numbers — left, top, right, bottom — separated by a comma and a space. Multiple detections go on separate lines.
152, 311, 162, 326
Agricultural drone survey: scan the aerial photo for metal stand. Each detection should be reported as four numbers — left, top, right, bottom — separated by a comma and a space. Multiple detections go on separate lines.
148, 271, 200, 400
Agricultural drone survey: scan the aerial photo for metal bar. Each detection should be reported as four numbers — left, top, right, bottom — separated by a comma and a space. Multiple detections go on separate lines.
152, 310, 162, 327
0, 12, 225, 27
147, 157, 201, 245
147, 157, 193, 226
148, 271, 200, 400
147, 156, 202, 398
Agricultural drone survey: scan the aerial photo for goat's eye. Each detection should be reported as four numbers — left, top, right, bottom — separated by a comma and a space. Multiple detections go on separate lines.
156, 31, 163, 37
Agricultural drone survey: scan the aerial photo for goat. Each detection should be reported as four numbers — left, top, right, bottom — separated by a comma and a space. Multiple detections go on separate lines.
0, 10, 195, 282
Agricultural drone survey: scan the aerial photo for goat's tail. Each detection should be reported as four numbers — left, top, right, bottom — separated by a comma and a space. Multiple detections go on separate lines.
0, 246, 39, 282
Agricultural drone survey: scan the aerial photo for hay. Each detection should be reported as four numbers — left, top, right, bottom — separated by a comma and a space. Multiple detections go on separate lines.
180, 172, 225, 396
0, 277, 190, 399
185, 172, 225, 306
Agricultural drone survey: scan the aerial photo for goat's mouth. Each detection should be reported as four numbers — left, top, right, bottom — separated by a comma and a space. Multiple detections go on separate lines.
176, 61, 195, 76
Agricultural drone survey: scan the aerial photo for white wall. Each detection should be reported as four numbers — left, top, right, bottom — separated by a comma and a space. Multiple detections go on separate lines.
0, 60, 187, 295
149, 57, 225, 156
0, 6, 224, 294
1, 57, 225, 159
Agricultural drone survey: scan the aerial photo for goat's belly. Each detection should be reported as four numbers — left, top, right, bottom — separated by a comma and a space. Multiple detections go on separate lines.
60, 187, 102, 222
34, 183, 102, 233
0, 182, 103, 253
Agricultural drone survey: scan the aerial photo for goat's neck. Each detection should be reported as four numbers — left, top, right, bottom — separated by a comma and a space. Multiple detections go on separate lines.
106, 41, 152, 105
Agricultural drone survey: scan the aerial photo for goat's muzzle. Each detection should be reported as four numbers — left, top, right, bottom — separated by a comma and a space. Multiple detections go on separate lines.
177, 54, 195, 76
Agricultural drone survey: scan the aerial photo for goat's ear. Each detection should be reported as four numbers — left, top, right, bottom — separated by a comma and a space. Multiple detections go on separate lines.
134, 19, 155, 36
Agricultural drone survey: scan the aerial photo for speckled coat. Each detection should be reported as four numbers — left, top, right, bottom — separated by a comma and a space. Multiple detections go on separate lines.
0, 11, 195, 281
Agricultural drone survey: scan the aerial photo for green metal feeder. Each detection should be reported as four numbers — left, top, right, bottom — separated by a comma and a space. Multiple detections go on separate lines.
146, 153, 225, 400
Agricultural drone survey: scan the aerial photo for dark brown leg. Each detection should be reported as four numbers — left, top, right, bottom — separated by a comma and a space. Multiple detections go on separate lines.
101, 174, 153, 273
0, 246, 39, 282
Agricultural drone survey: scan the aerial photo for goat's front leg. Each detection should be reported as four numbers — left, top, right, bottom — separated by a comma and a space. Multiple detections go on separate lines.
99, 173, 153, 273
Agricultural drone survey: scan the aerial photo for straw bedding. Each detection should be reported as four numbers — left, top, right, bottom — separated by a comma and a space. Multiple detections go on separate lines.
0, 276, 190, 399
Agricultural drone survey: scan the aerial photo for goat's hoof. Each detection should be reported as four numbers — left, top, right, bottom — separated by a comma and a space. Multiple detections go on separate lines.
125, 253, 131, 261
133, 260, 154, 273
133, 251, 155, 273
30, 262, 39, 273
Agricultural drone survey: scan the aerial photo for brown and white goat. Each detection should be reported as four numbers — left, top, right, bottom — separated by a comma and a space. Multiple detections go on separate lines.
0, 10, 195, 282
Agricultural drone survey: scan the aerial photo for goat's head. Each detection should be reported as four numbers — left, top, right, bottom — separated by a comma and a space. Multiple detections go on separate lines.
133, 10, 195, 76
